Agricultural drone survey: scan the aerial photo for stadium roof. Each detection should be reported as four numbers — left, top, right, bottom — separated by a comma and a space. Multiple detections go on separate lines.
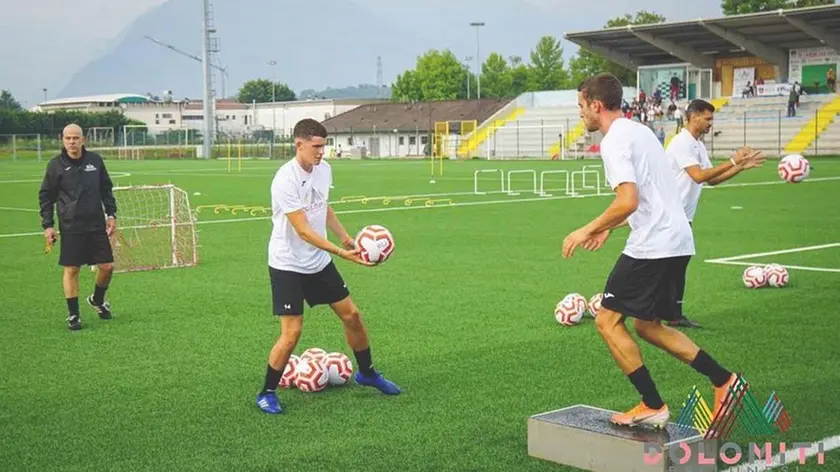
563, 4, 840, 72
39, 94, 152, 106
321, 99, 512, 133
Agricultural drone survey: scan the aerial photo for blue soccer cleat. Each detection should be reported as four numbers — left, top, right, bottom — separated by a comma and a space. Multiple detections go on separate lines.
354, 371, 402, 395
256, 392, 284, 414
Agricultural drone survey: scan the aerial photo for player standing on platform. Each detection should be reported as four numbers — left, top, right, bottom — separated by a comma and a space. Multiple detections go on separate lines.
256, 119, 401, 415
664, 99, 765, 328
38, 123, 117, 331
561, 74, 739, 429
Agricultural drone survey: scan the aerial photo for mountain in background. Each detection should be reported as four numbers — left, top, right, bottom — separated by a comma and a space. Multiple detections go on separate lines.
57, 0, 586, 101
299, 84, 391, 100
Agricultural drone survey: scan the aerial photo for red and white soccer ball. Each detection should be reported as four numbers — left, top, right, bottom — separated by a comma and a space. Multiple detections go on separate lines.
764, 264, 790, 288
278, 355, 300, 389
354, 225, 395, 265
323, 352, 354, 386
588, 293, 604, 318
778, 154, 810, 183
301, 347, 327, 363
555, 293, 587, 326
742, 266, 768, 289
294, 358, 329, 393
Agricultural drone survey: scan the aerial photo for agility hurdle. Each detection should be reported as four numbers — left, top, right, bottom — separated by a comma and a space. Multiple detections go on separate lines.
473, 169, 505, 195
506, 170, 539, 196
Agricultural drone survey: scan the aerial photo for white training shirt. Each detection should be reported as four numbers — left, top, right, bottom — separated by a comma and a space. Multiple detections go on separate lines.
666, 128, 713, 222
600, 118, 695, 259
268, 158, 333, 273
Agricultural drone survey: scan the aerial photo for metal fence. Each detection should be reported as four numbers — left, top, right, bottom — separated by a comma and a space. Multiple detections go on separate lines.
0, 134, 44, 161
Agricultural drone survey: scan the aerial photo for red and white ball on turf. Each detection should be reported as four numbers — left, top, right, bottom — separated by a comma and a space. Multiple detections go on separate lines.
279, 355, 300, 389
301, 347, 327, 363
742, 266, 768, 289
354, 225, 395, 264
323, 352, 354, 386
555, 293, 587, 326
588, 293, 604, 318
294, 358, 329, 393
764, 264, 789, 288
778, 154, 810, 183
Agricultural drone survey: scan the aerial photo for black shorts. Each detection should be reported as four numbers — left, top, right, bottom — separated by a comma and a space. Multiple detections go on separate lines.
58, 230, 114, 267
600, 254, 690, 322
269, 262, 350, 316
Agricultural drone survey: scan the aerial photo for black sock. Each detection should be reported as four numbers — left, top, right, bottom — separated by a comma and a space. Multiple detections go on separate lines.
628, 365, 665, 409
93, 284, 108, 305
261, 364, 284, 395
66, 297, 79, 317
690, 350, 732, 387
354, 348, 375, 376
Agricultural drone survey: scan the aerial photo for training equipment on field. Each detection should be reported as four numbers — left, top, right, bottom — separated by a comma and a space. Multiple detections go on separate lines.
294, 358, 329, 393
588, 293, 603, 318
323, 352, 354, 386
777, 154, 810, 183
354, 225, 395, 264
473, 166, 608, 197
554, 293, 587, 326
528, 404, 716, 472
301, 348, 327, 363
742, 266, 767, 289
279, 355, 300, 389
763, 264, 789, 288
111, 185, 199, 273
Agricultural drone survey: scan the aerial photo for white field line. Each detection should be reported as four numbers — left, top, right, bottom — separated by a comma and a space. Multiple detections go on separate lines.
704, 260, 840, 273
0, 206, 38, 212
0, 172, 131, 184
722, 434, 840, 471
705, 243, 840, 262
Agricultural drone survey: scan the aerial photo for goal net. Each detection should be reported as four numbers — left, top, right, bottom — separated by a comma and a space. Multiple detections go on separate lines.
111, 185, 198, 273
120, 125, 197, 159
481, 123, 566, 160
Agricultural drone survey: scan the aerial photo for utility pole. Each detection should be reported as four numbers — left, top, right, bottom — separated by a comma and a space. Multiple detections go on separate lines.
470, 22, 485, 100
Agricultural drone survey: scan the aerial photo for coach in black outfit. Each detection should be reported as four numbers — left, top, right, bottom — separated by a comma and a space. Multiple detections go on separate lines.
39, 123, 118, 330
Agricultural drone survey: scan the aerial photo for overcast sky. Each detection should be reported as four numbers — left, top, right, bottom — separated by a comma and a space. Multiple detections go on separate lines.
0, 0, 725, 107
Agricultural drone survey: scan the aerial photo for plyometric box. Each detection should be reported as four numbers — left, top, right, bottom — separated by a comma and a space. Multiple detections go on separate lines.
527, 405, 718, 472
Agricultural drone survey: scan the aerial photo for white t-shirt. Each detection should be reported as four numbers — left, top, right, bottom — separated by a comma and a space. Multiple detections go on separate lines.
666, 129, 713, 221
268, 158, 333, 273
600, 118, 695, 259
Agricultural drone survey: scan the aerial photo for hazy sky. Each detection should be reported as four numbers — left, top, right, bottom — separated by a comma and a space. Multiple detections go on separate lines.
0, 0, 724, 107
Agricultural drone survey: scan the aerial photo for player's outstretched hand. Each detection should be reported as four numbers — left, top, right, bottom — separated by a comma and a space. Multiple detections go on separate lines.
741, 149, 766, 169
562, 228, 592, 259
583, 229, 610, 251
338, 247, 375, 266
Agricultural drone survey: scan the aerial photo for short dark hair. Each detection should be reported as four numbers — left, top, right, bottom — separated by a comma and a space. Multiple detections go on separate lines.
685, 99, 715, 118
577, 73, 623, 111
293, 119, 327, 139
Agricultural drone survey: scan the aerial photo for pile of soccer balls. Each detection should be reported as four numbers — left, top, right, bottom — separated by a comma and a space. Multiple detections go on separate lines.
280, 348, 354, 393
354, 224, 395, 264
554, 293, 604, 326
743, 264, 790, 289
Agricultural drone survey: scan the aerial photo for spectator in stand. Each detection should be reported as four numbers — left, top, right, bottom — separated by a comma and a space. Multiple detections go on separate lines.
826, 69, 836, 93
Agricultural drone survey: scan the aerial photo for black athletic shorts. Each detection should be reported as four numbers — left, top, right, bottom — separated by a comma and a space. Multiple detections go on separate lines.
600, 253, 691, 322
58, 230, 114, 267
269, 261, 350, 316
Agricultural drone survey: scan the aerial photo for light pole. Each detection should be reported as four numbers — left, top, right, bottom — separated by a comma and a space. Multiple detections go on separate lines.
465, 56, 472, 99
268, 60, 277, 157
42, 88, 47, 103
470, 22, 485, 99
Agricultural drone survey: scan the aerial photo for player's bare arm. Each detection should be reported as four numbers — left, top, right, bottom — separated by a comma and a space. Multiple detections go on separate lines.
706, 148, 765, 186
326, 205, 355, 249
563, 183, 638, 258
287, 210, 372, 266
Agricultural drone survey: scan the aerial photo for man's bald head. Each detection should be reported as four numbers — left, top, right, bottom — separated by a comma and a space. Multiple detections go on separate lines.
62, 123, 85, 158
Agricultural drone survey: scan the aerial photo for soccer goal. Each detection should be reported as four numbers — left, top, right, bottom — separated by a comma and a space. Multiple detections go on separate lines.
111, 185, 198, 273
482, 123, 566, 160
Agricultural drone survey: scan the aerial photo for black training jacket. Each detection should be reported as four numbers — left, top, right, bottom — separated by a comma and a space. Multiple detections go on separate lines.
38, 148, 117, 233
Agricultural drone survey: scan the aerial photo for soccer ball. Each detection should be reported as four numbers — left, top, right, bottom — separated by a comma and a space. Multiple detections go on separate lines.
588, 293, 604, 318
764, 264, 789, 288
294, 358, 329, 393
323, 352, 354, 385
555, 293, 587, 326
742, 266, 767, 289
301, 347, 327, 363
778, 154, 810, 183
278, 355, 299, 389
354, 225, 395, 264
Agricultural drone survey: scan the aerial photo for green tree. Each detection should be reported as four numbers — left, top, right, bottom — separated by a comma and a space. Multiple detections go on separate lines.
237, 79, 296, 103
390, 49, 467, 101
721, 0, 833, 15
527, 36, 569, 91
568, 10, 667, 87
0, 90, 22, 110
508, 56, 530, 96
479, 53, 514, 98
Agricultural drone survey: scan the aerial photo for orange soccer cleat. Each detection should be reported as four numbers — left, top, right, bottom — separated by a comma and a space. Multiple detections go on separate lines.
610, 402, 670, 429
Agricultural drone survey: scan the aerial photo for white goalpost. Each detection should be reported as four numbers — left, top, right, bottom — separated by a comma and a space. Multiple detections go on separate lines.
482, 123, 566, 160
111, 185, 199, 273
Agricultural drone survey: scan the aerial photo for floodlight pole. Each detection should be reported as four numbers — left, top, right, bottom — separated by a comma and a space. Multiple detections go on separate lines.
470, 22, 485, 100
201, 0, 214, 159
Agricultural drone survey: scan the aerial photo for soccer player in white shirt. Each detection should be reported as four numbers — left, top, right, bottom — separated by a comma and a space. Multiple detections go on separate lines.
562, 74, 740, 429
665, 99, 765, 329
256, 119, 401, 415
